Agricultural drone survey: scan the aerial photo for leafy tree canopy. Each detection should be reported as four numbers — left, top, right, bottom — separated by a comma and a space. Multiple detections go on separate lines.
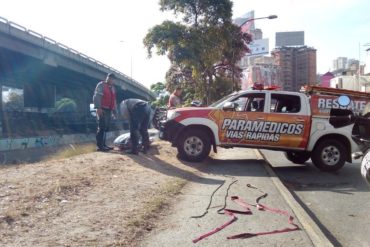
150, 82, 167, 96
144, 0, 251, 104
150, 82, 169, 107
159, 0, 232, 26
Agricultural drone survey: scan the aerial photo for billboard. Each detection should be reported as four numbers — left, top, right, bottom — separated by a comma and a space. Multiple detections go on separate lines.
247, 38, 269, 56
276, 31, 304, 47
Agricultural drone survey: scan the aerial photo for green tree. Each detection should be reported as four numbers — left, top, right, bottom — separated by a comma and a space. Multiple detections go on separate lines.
4, 91, 23, 111
144, 0, 251, 104
151, 94, 170, 108
150, 82, 166, 97
150, 82, 170, 107
54, 98, 77, 112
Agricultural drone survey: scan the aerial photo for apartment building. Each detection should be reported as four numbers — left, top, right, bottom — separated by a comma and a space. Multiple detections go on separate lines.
271, 46, 317, 91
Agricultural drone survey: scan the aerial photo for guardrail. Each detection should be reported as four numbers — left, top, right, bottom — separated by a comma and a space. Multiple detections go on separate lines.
0, 16, 154, 98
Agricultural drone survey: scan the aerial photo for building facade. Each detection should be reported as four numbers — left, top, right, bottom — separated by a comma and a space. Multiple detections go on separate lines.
241, 56, 281, 90
332, 57, 348, 71
320, 72, 335, 87
330, 75, 370, 92
271, 46, 317, 91
365, 48, 370, 75
331, 57, 360, 76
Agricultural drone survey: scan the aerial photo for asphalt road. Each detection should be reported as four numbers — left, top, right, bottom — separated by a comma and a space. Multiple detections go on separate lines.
261, 150, 370, 247
141, 148, 314, 247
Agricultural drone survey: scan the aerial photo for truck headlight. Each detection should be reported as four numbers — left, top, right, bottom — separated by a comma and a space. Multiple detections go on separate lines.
167, 110, 181, 120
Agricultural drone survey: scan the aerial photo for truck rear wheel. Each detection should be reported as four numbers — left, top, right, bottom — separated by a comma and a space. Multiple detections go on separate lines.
177, 129, 211, 162
284, 151, 311, 164
312, 139, 347, 172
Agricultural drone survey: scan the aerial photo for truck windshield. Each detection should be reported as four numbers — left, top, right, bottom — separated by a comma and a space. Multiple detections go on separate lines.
209, 92, 238, 108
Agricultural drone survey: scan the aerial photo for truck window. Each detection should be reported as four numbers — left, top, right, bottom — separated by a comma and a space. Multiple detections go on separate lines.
271, 94, 301, 113
232, 93, 265, 112
233, 97, 248, 112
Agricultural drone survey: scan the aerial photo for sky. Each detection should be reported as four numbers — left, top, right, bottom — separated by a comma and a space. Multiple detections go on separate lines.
1, 0, 370, 89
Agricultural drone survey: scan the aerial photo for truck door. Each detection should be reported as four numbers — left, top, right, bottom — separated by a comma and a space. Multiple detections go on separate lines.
265, 93, 310, 150
218, 92, 269, 146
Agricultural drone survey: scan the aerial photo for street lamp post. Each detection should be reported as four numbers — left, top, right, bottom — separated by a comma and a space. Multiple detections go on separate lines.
240, 15, 278, 27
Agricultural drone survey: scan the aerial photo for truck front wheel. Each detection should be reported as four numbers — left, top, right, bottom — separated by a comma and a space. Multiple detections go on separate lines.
177, 129, 211, 162
361, 149, 370, 185
312, 139, 347, 172
284, 151, 311, 164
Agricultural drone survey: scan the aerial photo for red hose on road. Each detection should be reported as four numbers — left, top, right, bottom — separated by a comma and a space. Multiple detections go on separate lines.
192, 184, 300, 244
192, 196, 252, 243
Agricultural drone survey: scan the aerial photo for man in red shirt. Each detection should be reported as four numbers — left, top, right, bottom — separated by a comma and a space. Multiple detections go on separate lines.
93, 73, 117, 151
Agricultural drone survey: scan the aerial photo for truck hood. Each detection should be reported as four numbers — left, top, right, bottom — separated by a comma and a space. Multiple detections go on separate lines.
168, 106, 217, 122
173, 106, 216, 112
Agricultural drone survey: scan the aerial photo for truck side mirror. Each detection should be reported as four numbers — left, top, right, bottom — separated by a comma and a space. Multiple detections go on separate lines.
223, 102, 236, 111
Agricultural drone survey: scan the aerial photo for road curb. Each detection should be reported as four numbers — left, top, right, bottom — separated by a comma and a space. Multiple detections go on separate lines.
254, 149, 333, 247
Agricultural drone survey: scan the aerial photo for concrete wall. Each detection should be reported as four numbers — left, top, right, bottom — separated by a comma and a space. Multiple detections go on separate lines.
0, 130, 125, 164
0, 130, 125, 151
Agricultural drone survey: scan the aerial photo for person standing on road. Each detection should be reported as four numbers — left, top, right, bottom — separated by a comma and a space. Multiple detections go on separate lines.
167, 86, 182, 109
93, 73, 117, 151
119, 98, 151, 155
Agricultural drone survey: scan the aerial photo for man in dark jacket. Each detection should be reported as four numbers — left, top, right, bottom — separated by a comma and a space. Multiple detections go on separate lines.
119, 98, 151, 155
93, 73, 117, 151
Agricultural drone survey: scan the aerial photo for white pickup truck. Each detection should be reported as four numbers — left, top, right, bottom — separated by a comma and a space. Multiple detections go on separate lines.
159, 86, 370, 172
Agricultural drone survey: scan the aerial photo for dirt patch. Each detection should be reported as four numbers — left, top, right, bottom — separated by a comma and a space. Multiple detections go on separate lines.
0, 141, 206, 246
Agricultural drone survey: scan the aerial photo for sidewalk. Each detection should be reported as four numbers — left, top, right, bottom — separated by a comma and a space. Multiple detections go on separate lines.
140, 147, 332, 246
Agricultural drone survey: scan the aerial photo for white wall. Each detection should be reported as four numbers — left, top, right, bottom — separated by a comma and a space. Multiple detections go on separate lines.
330, 76, 370, 92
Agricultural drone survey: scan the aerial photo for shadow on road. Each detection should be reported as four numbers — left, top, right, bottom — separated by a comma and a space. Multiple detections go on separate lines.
125, 145, 270, 185
273, 163, 370, 193
261, 150, 370, 193
198, 157, 268, 177
120, 145, 222, 185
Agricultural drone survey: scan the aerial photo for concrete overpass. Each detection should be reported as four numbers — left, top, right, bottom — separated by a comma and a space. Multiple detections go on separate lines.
0, 16, 155, 137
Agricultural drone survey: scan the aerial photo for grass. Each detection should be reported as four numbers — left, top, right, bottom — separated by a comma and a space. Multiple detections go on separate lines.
45, 143, 97, 161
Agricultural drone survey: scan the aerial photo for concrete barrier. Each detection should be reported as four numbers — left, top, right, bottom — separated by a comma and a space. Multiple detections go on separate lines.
0, 130, 125, 152
0, 130, 126, 164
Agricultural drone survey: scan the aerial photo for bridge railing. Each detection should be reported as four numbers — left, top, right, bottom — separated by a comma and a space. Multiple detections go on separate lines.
0, 16, 154, 99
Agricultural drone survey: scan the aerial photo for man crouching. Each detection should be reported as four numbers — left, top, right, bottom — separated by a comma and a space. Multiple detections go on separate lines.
120, 99, 151, 155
